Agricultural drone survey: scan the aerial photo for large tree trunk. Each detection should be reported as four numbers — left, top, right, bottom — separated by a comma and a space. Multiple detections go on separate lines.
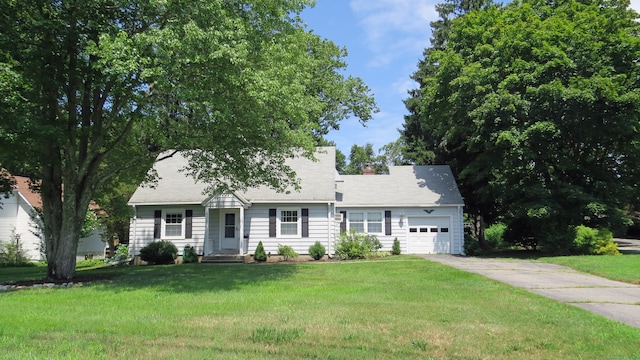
42, 195, 89, 280
475, 214, 490, 250
41, 162, 93, 280
47, 228, 79, 280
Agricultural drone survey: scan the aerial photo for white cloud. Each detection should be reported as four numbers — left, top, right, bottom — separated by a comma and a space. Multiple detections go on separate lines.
349, 0, 439, 67
392, 77, 418, 96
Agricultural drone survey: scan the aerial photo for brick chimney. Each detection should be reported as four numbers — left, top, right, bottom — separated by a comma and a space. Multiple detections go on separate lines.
362, 163, 375, 175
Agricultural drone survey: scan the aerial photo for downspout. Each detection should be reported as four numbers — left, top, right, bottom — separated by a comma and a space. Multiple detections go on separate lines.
239, 206, 245, 256
131, 205, 137, 260
458, 205, 464, 255
204, 206, 210, 256
327, 202, 332, 257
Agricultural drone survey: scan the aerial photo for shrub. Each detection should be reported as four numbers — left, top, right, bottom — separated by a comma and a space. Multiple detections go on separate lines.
277, 244, 299, 261
0, 232, 31, 267
308, 241, 325, 260
139, 240, 178, 264
254, 241, 267, 262
182, 244, 199, 263
572, 225, 620, 255
104, 244, 131, 266
391, 237, 401, 255
463, 233, 481, 256
335, 230, 382, 260
485, 223, 507, 249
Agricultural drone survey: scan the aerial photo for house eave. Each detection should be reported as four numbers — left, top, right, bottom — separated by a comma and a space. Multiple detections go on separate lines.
250, 199, 335, 204
127, 201, 204, 207
335, 203, 465, 208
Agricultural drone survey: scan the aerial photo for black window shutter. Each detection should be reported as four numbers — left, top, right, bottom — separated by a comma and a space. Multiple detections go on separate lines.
185, 210, 193, 238
302, 208, 309, 237
154, 210, 162, 239
340, 211, 347, 233
385, 210, 392, 235
269, 208, 277, 237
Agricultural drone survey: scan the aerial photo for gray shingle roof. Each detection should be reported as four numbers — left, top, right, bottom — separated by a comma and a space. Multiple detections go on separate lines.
335, 165, 464, 207
128, 147, 336, 205
241, 147, 335, 202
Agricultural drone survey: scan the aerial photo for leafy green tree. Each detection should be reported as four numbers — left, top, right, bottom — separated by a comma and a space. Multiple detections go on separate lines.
379, 139, 411, 167
403, 0, 496, 248
343, 143, 388, 174
0, 1, 376, 279
79, 209, 99, 239
403, 0, 494, 166
403, 0, 640, 252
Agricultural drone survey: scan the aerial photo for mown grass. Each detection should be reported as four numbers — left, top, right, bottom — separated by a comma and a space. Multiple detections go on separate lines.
1, 256, 639, 359
539, 254, 640, 285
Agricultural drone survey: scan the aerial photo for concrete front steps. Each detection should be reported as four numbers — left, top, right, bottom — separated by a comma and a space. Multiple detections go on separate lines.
201, 255, 246, 264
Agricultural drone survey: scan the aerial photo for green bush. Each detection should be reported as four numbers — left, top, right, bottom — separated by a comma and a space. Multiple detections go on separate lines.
139, 240, 178, 264
308, 241, 326, 260
277, 244, 299, 261
0, 234, 31, 267
104, 244, 131, 266
254, 241, 267, 262
391, 237, 401, 255
182, 244, 199, 263
485, 223, 507, 249
463, 233, 481, 256
572, 225, 620, 255
335, 230, 382, 260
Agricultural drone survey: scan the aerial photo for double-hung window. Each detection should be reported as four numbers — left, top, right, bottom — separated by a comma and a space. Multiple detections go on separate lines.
279, 209, 300, 236
348, 211, 383, 234
349, 212, 365, 232
164, 210, 184, 238
366, 212, 383, 233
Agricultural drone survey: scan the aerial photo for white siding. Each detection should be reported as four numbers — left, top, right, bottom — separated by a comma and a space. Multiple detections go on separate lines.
0, 192, 43, 260
245, 203, 333, 256
336, 206, 464, 255
130, 205, 206, 256
77, 228, 106, 259
207, 209, 220, 254
130, 203, 464, 257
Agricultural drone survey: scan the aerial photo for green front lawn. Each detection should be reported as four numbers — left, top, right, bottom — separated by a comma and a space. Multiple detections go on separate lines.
1, 257, 639, 359
540, 254, 640, 285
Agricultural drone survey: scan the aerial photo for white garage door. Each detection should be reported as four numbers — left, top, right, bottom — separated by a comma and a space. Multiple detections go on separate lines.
407, 217, 451, 254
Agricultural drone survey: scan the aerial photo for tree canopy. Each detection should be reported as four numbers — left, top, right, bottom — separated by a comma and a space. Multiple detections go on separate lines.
342, 143, 388, 175
0, 0, 376, 279
403, 0, 640, 251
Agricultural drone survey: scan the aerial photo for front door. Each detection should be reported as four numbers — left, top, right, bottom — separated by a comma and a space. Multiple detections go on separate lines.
220, 211, 239, 251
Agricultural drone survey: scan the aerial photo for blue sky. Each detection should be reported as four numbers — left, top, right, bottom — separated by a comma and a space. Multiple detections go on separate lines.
301, 0, 439, 156
301, 0, 640, 157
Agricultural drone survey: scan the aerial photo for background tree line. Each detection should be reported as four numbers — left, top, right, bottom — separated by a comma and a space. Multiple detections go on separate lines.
401, 0, 640, 252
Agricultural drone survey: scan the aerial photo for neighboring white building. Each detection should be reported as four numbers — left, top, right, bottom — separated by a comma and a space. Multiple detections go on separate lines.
127, 147, 465, 259
0, 176, 105, 261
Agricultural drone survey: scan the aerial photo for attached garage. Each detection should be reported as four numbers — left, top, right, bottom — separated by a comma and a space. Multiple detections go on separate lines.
407, 217, 451, 254
335, 165, 465, 255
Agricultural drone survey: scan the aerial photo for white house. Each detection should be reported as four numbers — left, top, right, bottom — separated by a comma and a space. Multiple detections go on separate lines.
127, 147, 465, 260
0, 176, 105, 261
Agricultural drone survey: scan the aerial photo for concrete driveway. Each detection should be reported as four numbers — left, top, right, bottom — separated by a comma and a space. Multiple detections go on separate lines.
422, 255, 640, 329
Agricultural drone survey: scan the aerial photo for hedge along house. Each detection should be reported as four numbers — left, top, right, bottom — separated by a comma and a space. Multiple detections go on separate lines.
127, 147, 465, 261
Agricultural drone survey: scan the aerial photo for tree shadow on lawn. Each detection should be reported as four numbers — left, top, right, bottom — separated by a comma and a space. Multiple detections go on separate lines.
5, 262, 301, 294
